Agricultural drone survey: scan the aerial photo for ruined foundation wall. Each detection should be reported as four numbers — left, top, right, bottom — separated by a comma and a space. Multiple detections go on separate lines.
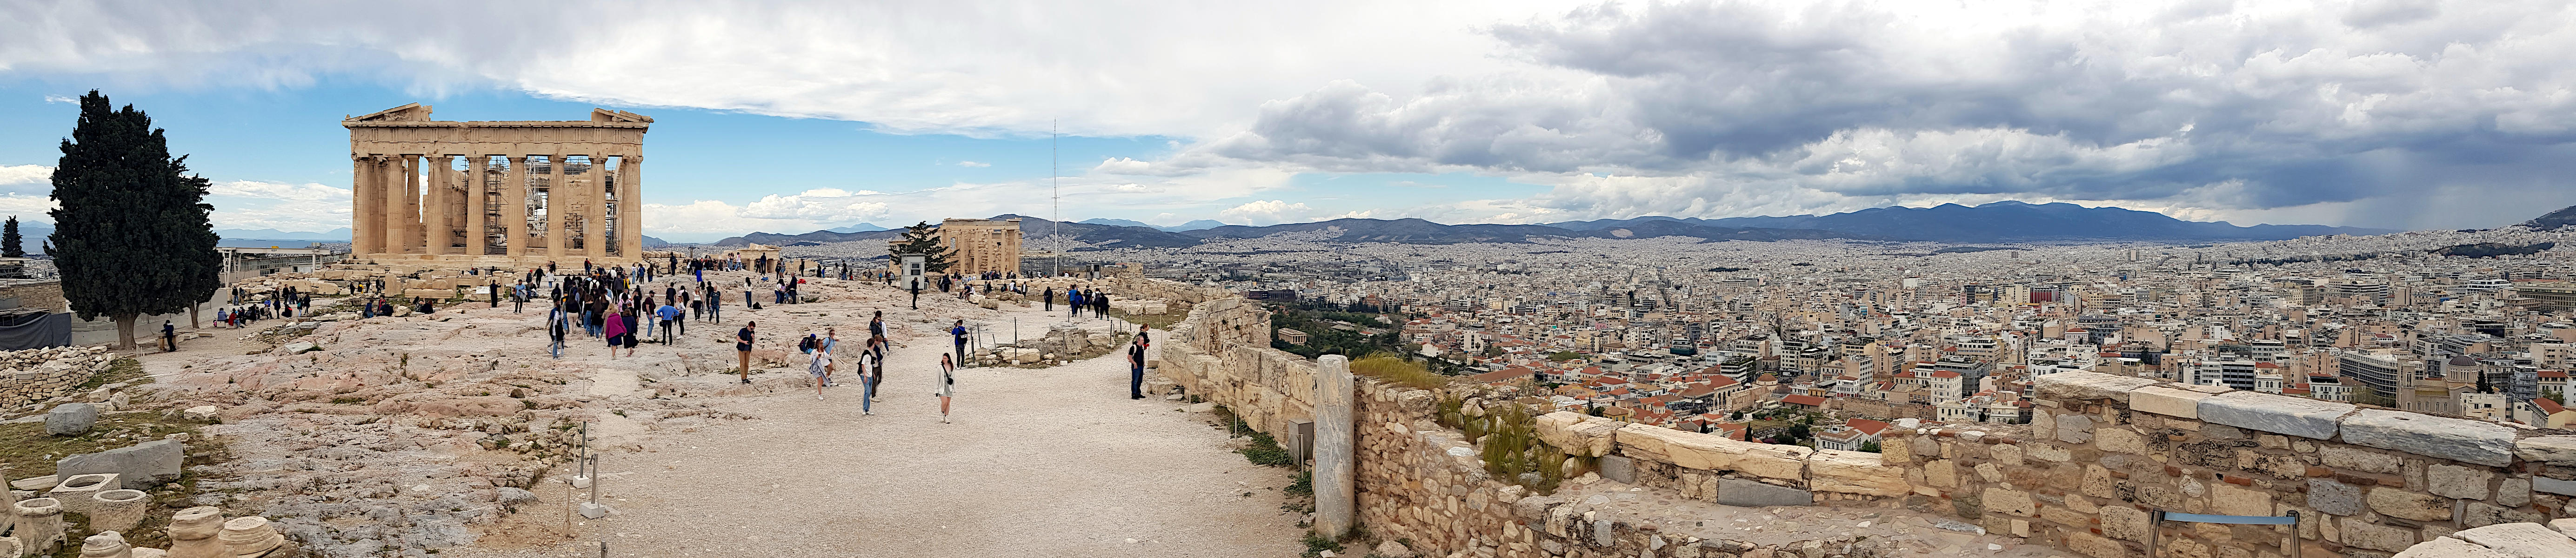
1161, 297, 2576, 558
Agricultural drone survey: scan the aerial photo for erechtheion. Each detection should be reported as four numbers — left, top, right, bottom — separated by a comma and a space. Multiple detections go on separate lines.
344, 103, 652, 265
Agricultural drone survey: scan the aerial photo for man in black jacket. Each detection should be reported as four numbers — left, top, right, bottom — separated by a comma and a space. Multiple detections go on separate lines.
1128, 336, 1148, 399
737, 321, 759, 384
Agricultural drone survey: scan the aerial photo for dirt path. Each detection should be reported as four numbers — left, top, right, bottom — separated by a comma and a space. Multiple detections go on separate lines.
451, 297, 1308, 558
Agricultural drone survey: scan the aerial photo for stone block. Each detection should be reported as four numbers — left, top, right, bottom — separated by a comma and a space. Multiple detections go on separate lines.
2129, 386, 2215, 418
45, 403, 96, 436
577, 502, 611, 519
181, 405, 221, 422
2392, 536, 2512, 558
2096, 428, 2146, 455
2341, 410, 2517, 467
2500, 477, 2532, 507
2196, 392, 2349, 439
2309, 478, 2363, 516
1991, 443, 2023, 465
2517, 436, 2576, 465
2462, 501, 2543, 528
2342, 521, 2419, 552
1716, 479, 1812, 507
1598, 455, 1635, 484
56, 439, 184, 488
45, 473, 116, 514
2211, 482, 2272, 517
2100, 505, 2150, 542
2064, 531, 2126, 558
2055, 413, 2094, 444
2028, 443, 2071, 462
1807, 449, 1909, 497
2427, 464, 2495, 500
2321, 445, 2402, 474
2367, 487, 2452, 522
1615, 424, 1809, 480
1983, 486, 2034, 517
2454, 522, 2576, 557
1536, 412, 1618, 458
2033, 372, 2161, 403
2552, 518, 2576, 538
2536, 476, 2576, 497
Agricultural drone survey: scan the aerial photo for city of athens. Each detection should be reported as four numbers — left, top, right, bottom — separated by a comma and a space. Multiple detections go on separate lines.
4, 2, 2576, 558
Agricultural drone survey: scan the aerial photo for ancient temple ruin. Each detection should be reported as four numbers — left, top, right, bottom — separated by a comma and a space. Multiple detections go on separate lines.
344, 104, 651, 265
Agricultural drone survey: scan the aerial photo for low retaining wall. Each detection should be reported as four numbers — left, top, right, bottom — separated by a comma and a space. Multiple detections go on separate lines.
0, 345, 113, 408
1157, 296, 2576, 558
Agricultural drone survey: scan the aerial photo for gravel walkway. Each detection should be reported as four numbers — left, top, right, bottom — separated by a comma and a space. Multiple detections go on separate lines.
452, 301, 1308, 558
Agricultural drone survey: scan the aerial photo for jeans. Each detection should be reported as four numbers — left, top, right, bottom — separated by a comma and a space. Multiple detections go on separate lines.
1132, 366, 1145, 398
861, 379, 876, 412
550, 338, 563, 359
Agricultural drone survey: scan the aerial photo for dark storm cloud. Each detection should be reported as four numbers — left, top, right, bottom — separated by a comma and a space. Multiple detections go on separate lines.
1191, 0, 2576, 226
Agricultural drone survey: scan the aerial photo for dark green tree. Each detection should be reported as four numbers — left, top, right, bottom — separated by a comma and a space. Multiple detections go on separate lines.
48, 91, 223, 348
1, 216, 20, 258
886, 221, 953, 273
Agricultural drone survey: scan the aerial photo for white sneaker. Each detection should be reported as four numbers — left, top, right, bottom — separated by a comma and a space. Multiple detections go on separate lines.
816, 394, 824, 400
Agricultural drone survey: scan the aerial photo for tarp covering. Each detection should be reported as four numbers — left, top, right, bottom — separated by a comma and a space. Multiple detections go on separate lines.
0, 311, 73, 351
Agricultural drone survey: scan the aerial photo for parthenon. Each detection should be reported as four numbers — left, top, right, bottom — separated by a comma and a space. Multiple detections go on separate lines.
344, 104, 651, 265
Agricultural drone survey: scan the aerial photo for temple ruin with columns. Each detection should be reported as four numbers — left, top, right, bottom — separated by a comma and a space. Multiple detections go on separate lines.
344, 104, 651, 265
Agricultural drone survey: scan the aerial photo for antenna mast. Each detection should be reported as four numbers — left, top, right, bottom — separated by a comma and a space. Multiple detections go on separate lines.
1051, 120, 1061, 278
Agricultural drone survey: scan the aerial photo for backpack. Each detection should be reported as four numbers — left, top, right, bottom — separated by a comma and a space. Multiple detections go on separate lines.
799, 335, 816, 353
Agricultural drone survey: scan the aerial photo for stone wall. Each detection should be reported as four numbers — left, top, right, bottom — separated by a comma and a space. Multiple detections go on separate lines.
1158, 297, 2576, 558
1155, 297, 1320, 437
0, 345, 113, 409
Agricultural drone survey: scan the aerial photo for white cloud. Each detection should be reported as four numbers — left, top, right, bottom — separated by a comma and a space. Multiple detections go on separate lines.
956, 160, 989, 167
1218, 200, 1318, 226
0, 165, 49, 186
11, 0, 2576, 230
41, 95, 73, 104
202, 179, 352, 231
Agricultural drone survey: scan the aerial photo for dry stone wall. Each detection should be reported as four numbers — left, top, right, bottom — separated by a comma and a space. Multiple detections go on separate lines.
0, 345, 113, 408
1159, 297, 2576, 558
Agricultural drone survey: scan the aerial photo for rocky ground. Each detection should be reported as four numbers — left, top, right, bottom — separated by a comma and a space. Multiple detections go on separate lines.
94, 270, 1297, 558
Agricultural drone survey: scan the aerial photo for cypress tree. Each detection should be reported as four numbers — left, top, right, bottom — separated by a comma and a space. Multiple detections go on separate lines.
48, 91, 223, 348
887, 220, 954, 273
1, 216, 20, 258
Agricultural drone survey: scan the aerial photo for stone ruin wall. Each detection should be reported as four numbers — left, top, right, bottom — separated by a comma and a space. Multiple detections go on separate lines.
1158, 296, 2576, 558
0, 345, 113, 409
1155, 297, 1319, 437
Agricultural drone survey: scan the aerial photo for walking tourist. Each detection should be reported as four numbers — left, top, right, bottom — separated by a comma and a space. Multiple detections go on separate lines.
548, 309, 567, 359
856, 341, 877, 415
950, 319, 968, 366
808, 331, 833, 400
935, 352, 956, 423
161, 320, 178, 352
603, 307, 629, 359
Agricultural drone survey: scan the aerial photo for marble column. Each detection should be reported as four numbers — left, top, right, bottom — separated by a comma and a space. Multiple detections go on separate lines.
351, 156, 376, 255
577, 155, 600, 259
422, 156, 447, 255
503, 156, 529, 258
545, 154, 567, 259
620, 155, 643, 259
464, 156, 487, 256
404, 155, 424, 253
380, 156, 406, 255
583, 155, 606, 259
1314, 354, 1355, 539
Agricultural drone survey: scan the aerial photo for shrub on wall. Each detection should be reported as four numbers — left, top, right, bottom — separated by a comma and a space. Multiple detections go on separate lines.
1352, 353, 1448, 390
1479, 402, 1562, 494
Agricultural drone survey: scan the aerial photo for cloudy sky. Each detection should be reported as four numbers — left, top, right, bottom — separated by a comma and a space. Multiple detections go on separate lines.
2, 0, 2572, 242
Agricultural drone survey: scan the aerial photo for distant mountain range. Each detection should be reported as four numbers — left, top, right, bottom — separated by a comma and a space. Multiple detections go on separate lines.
686, 201, 2408, 250
214, 228, 351, 241
2522, 205, 2576, 231
1079, 218, 1228, 232
1549, 202, 2392, 242
824, 223, 888, 233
